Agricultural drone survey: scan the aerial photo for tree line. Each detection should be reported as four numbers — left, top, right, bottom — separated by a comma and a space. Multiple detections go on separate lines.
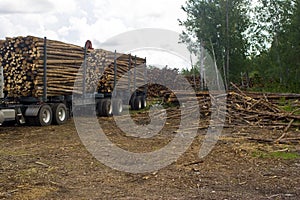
180, 0, 300, 93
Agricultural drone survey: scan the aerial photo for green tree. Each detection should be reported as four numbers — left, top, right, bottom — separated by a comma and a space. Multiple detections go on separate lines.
282, 0, 300, 91
250, 0, 299, 92
179, 0, 251, 89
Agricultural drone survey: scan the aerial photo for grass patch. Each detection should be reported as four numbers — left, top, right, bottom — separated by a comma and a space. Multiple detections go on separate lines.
252, 150, 299, 160
278, 97, 300, 115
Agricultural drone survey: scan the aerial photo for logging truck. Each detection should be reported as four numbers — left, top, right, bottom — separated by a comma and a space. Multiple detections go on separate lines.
0, 37, 147, 126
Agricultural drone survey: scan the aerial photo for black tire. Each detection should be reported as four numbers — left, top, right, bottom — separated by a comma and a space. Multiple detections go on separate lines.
141, 96, 147, 109
102, 99, 112, 117
113, 99, 123, 115
52, 103, 68, 125
130, 96, 135, 110
37, 104, 52, 126
1, 120, 16, 127
132, 96, 142, 110
96, 100, 104, 116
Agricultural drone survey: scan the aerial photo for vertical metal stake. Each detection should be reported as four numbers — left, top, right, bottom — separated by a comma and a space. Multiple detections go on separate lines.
144, 57, 147, 96
134, 56, 137, 96
114, 50, 117, 90
43, 37, 47, 102
128, 54, 131, 94
113, 50, 117, 97
83, 44, 87, 99
0, 65, 4, 99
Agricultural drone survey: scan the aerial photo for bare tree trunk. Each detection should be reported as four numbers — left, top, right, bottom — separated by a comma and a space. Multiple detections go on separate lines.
210, 39, 221, 90
225, 0, 230, 90
199, 44, 205, 90
190, 53, 197, 90
223, 60, 227, 90
275, 35, 283, 85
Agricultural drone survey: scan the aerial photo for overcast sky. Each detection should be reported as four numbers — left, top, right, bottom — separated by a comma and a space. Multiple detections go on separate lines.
0, 0, 191, 69
0, 0, 187, 47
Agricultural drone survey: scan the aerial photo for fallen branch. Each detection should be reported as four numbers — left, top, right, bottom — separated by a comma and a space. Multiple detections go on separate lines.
274, 119, 295, 143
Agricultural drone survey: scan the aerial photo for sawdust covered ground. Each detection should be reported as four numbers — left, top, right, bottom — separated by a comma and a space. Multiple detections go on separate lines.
0, 110, 299, 200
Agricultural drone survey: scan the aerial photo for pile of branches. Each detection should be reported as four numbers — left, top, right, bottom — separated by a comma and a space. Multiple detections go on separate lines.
226, 91, 300, 128
161, 85, 300, 129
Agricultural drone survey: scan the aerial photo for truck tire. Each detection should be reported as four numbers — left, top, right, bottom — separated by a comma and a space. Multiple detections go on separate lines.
96, 101, 104, 116
102, 99, 112, 117
37, 104, 53, 126
113, 99, 123, 115
131, 96, 142, 110
52, 103, 68, 125
141, 95, 147, 109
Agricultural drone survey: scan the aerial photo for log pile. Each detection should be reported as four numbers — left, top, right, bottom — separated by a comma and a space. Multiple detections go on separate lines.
86, 50, 146, 93
146, 67, 191, 97
0, 36, 146, 98
0, 36, 85, 97
185, 75, 207, 90
161, 86, 300, 129
145, 66, 209, 98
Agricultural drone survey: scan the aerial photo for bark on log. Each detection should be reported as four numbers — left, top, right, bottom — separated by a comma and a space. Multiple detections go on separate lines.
0, 35, 146, 98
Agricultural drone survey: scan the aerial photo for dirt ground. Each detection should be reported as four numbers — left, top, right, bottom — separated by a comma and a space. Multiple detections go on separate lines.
0, 109, 299, 200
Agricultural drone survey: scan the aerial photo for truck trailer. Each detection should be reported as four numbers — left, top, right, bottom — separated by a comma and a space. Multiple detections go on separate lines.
0, 36, 147, 126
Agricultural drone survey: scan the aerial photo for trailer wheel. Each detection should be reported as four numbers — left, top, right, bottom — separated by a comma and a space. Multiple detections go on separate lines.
113, 99, 123, 115
131, 96, 142, 110
141, 96, 147, 109
38, 104, 52, 126
102, 99, 113, 117
96, 101, 104, 116
52, 103, 68, 125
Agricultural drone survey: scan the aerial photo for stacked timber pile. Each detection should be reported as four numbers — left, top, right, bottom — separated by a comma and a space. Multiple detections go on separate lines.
147, 67, 190, 97
0, 36, 84, 97
86, 51, 146, 93
0, 36, 146, 97
146, 66, 209, 98
185, 76, 207, 90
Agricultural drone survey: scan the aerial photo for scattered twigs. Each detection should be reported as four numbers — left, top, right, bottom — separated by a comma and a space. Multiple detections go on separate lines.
274, 119, 295, 143
183, 160, 204, 167
156, 82, 299, 130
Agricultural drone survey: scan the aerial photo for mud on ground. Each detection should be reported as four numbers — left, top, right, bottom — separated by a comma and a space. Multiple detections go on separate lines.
0, 110, 299, 200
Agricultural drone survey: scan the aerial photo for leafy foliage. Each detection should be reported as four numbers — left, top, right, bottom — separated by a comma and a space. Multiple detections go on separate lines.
180, 0, 300, 93
180, 0, 251, 88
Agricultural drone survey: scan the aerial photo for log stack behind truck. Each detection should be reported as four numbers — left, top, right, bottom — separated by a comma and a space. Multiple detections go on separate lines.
0, 36, 147, 126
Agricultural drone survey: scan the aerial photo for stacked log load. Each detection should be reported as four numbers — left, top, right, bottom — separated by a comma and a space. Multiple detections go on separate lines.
0, 36, 146, 98
0, 36, 84, 97
86, 50, 146, 93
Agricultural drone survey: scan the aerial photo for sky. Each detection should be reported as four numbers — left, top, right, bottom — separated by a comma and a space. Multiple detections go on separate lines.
0, 0, 187, 47
0, 0, 190, 69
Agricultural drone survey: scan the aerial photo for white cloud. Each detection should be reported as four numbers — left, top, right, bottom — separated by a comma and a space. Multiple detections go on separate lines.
0, 0, 188, 50
134, 49, 190, 70
0, 0, 54, 14
48, 0, 78, 14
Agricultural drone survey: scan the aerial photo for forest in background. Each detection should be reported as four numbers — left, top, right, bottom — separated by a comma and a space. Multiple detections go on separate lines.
179, 0, 300, 93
